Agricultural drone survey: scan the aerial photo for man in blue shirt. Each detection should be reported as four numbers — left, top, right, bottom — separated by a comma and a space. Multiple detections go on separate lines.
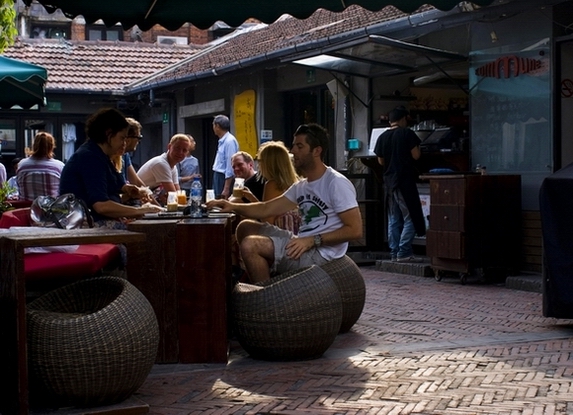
212, 115, 239, 198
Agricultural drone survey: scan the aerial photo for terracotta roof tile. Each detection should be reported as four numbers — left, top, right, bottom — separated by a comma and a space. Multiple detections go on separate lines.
132, 5, 421, 88
3, 5, 429, 93
3, 38, 199, 93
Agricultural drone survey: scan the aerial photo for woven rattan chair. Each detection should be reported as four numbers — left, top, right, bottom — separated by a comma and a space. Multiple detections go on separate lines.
232, 265, 342, 361
319, 255, 366, 333
27, 276, 159, 408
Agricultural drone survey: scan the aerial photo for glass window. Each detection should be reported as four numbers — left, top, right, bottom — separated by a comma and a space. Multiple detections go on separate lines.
0, 119, 17, 156
86, 25, 123, 41
470, 39, 551, 174
31, 24, 70, 39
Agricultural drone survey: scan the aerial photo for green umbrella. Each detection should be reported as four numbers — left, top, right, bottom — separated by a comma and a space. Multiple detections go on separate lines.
0, 56, 48, 110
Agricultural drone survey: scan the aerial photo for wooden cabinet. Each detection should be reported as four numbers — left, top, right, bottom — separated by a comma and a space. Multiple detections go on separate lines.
424, 174, 521, 281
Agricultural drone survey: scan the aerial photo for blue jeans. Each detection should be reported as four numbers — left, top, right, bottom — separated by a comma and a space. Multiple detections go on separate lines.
212, 171, 225, 197
387, 189, 416, 259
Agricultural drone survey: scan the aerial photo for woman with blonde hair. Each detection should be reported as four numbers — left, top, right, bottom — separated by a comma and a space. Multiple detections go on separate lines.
256, 140, 301, 234
17, 131, 65, 201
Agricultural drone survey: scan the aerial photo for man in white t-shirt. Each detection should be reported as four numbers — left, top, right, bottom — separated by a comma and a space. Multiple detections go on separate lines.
207, 123, 363, 282
138, 134, 191, 204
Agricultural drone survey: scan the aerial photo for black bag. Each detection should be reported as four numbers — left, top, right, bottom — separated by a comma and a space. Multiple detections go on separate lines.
30, 194, 94, 229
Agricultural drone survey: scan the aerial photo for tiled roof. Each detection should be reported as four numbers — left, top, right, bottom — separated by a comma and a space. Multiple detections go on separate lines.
128, 5, 425, 90
1, 4, 429, 94
2, 38, 199, 93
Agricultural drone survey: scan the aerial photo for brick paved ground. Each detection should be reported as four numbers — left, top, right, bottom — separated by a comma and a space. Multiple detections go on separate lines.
135, 267, 573, 415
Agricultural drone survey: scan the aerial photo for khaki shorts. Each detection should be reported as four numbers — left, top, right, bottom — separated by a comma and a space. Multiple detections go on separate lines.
258, 223, 327, 275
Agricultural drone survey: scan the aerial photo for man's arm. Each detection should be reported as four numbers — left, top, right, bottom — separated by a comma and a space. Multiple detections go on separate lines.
93, 200, 161, 218
285, 206, 363, 260
127, 165, 147, 187
377, 157, 384, 166
207, 194, 297, 219
161, 182, 179, 192
221, 176, 233, 199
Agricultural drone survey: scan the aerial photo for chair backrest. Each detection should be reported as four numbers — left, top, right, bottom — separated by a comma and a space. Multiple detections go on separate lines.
0, 207, 32, 228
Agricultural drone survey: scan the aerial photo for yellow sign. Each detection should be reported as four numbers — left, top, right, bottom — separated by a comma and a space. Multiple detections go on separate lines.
233, 89, 257, 157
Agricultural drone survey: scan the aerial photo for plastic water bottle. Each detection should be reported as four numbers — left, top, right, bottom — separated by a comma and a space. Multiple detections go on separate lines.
190, 177, 203, 218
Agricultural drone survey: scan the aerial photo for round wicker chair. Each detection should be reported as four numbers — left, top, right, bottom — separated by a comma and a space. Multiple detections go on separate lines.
232, 265, 342, 361
27, 276, 159, 408
319, 255, 366, 333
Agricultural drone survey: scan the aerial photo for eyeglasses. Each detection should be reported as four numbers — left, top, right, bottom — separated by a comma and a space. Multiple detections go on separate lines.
127, 135, 143, 140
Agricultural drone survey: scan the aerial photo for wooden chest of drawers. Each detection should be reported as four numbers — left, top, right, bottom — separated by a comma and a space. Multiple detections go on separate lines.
424, 174, 521, 279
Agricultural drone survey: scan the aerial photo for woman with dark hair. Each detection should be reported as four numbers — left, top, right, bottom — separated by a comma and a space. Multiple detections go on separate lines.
17, 131, 65, 201
59, 108, 161, 226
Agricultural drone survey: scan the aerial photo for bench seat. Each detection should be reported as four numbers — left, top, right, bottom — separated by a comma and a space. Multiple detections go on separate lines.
0, 208, 120, 285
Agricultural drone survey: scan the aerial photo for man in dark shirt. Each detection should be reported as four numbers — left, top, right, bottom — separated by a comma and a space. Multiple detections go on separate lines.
375, 106, 426, 262
229, 151, 265, 203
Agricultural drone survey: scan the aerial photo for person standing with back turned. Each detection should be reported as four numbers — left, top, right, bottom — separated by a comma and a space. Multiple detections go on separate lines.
375, 106, 426, 263
212, 114, 239, 199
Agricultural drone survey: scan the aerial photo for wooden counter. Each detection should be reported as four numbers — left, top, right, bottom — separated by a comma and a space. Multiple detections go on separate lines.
128, 217, 232, 364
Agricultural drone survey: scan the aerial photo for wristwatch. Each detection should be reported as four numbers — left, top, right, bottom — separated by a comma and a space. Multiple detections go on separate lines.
313, 234, 322, 248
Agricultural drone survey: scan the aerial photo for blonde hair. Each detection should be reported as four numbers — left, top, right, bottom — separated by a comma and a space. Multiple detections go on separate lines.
169, 133, 191, 146
111, 154, 122, 173
257, 141, 299, 191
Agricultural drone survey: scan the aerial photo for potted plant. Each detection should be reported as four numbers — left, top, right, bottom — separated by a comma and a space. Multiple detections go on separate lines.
0, 181, 16, 215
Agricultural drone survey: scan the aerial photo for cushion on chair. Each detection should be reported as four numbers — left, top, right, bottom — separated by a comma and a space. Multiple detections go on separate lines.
24, 244, 121, 281
0, 207, 32, 228
1, 207, 121, 283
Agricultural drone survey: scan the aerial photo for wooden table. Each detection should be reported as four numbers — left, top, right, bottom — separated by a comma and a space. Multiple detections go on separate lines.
0, 228, 146, 415
127, 217, 233, 364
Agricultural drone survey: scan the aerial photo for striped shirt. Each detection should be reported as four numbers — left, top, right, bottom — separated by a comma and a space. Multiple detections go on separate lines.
16, 157, 65, 201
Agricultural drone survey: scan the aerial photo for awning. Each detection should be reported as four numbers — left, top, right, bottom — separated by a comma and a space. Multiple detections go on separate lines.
23, 0, 496, 31
0, 56, 47, 110
287, 35, 467, 78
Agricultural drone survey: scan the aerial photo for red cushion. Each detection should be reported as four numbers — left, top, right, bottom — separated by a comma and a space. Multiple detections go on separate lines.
75, 244, 121, 270
0, 208, 31, 228
24, 244, 120, 281
9, 200, 33, 209
1, 207, 121, 282
24, 252, 101, 281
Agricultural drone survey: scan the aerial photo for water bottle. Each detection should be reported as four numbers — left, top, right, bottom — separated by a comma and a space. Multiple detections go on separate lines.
190, 177, 203, 218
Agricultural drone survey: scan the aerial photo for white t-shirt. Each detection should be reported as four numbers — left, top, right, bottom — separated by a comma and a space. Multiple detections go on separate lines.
137, 153, 178, 189
283, 166, 358, 260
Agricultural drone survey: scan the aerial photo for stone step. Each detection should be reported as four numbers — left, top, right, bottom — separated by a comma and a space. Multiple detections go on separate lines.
375, 258, 433, 278
375, 258, 542, 293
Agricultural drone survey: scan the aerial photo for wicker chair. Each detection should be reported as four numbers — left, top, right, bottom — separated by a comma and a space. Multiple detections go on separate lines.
232, 265, 342, 361
27, 276, 159, 408
320, 255, 366, 333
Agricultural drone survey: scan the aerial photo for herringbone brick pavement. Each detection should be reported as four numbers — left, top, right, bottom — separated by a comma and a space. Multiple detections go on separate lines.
135, 267, 573, 415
